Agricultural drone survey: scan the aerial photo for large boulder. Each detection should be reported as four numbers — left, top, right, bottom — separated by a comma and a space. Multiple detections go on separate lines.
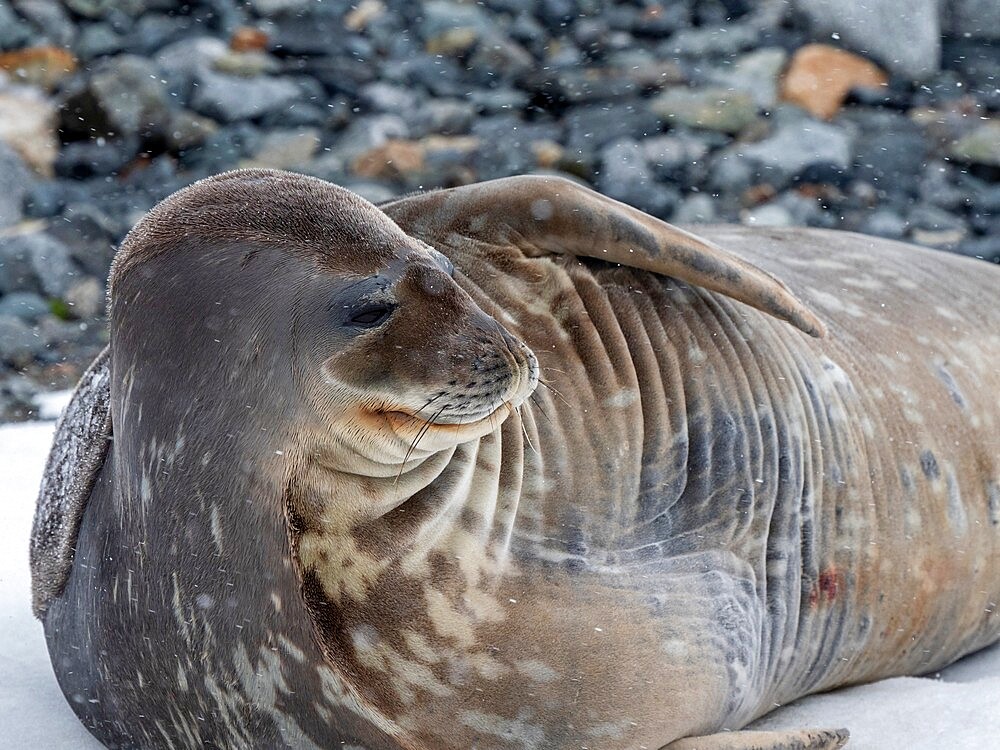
792, 0, 940, 80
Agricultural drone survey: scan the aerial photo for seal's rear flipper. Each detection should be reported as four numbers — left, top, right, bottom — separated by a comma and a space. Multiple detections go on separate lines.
381, 175, 826, 338
664, 727, 849, 750
30, 346, 112, 619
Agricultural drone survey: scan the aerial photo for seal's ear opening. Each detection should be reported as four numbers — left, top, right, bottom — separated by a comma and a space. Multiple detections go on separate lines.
30, 346, 113, 619
381, 175, 826, 338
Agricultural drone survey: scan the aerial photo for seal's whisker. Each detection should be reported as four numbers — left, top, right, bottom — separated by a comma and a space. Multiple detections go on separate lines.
412, 392, 446, 418
538, 379, 572, 409
518, 406, 538, 455
395, 406, 446, 485
528, 392, 552, 422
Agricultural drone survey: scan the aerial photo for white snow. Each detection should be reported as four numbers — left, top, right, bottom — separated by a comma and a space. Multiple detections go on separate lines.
1, 418, 998, 748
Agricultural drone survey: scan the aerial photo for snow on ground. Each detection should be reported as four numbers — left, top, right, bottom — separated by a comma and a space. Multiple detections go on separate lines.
1, 417, 998, 749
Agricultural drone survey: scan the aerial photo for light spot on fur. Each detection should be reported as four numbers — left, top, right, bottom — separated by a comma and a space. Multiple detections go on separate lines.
514, 659, 558, 683
210, 503, 223, 555
402, 630, 444, 663
688, 346, 707, 365
605, 388, 638, 408
459, 709, 545, 750
426, 586, 476, 648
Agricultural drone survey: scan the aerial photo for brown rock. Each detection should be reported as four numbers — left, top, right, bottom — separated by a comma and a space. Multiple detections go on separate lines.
352, 140, 426, 180
230, 27, 269, 53
0, 47, 76, 91
0, 90, 58, 175
344, 0, 385, 31
781, 44, 888, 120
531, 139, 564, 169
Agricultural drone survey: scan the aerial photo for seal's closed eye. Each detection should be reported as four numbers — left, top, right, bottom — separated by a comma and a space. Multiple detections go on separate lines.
347, 302, 395, 328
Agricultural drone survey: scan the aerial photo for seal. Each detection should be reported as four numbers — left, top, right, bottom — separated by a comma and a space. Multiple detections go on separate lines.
32, 169, 1000, 750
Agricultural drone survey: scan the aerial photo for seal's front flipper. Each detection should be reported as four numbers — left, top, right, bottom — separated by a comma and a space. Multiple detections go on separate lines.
30, 346, 112, 619
381, 174, 826, 338
664, 727, 849, 750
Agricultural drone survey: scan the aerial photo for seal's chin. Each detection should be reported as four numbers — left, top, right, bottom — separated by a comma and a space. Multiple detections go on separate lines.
382, 354, 539, 438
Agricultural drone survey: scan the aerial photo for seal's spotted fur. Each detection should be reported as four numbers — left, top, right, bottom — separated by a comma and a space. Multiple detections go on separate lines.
33, 171, 999, 750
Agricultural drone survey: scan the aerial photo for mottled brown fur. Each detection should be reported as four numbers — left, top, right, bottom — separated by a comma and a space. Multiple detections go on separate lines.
35, 170, 999, 750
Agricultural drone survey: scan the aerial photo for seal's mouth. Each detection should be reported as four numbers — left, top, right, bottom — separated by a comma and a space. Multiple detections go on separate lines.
382, 347, 539, 433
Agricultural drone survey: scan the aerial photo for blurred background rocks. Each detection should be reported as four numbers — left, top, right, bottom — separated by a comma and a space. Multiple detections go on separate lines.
0, 0, 997, 420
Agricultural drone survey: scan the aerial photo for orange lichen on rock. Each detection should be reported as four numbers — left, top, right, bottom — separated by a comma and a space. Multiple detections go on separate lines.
229, 27, 269, 53
781, 44, 888, 120
0, 46, 76, 90
352, 140, 426, 180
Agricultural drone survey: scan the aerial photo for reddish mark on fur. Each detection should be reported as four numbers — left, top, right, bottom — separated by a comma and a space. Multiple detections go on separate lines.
809, 567, 841, 607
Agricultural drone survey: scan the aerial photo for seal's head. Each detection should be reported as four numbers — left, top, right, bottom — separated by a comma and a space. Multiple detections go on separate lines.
109, 169, 538, 476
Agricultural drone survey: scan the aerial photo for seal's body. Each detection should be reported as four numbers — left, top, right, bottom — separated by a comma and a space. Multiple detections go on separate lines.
33, 172, 1000, 750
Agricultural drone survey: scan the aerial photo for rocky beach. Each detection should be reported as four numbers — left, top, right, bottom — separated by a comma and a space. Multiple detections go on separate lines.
0, 0, 997, 420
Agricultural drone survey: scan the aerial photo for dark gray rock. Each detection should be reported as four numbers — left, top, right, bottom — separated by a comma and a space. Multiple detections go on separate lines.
0, 231, 77, 297
0, 373, 40, 422
854, 130, 928, 196
707, 149, 755, 194
360, 82, 421, 114
605, 3, 690, 37
537, 0, 579, 31
564, 103, 663, 160
55, 139, 137, 179
944, 0, 1000, 40
248, 0, 314, 17
0, 1, 35, 50
411, 99, 476, 137
419, 0, 494, 43
177, 122, 263, 172
32, 234, 78, 298
259, 102, 329, 129
128, 12, 198, 54
265, 14, 351, 55
470, 116, 562, 180
705, 48, 788, 110
862, 209, 909, 239
61, 55, 171, 141
0, 316, 43, 367
74, 22, 126, 60
191, 68, 302, 123
661, 22, 759, 58
742, 202, 795, 227
641, 133, 711, 183
918, 162, 974, 212
468, 88, 530, 114
47, 203, 120, 278
941, 38, 1000, 110
13, 0, 76, 47
673, 193, 718, 224
154, 36, 226, 105
23, 181, 66, 219
0, 291, 48, 322
166, 110, 219, 152
791, 0, 940, 79
331, 114, 410, 160
953, 236, 1000, 264
735, 120, 853, 187
908, 203, 969, 248
64, 0, 146, 18
0, 143, 32, 230
650, 87, 759, 134
467, 30, 535, 82
597, 139, 680, 218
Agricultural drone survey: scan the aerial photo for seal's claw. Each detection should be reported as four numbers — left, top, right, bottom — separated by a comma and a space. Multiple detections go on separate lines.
664, 727, 850, 750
